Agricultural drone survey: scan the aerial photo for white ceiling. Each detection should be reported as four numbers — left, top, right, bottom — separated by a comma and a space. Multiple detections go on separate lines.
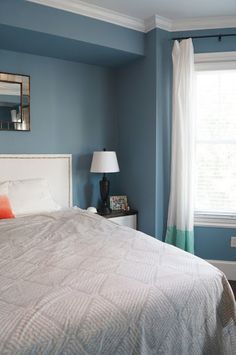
84, 0, 236, 21
27, 0, 236, 32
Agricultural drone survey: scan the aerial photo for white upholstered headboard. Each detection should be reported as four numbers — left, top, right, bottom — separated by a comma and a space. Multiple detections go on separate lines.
0, 154, 72, 208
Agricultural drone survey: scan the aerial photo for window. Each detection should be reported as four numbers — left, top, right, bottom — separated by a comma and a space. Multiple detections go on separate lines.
195, 53, 236, 227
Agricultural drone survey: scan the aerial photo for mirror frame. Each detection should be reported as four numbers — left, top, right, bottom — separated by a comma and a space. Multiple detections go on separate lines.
0, 72, 30, 131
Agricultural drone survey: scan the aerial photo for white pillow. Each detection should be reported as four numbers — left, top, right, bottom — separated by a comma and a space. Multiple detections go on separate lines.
0, 178, 61, 216
0, 181, 8, 195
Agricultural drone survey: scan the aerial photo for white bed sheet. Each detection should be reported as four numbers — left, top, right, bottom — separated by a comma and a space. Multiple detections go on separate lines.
0, 209, 235, 354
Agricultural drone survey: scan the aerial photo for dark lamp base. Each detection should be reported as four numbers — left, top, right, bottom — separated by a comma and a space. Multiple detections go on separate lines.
99, 174, 111, 216
99, 206, 111, 215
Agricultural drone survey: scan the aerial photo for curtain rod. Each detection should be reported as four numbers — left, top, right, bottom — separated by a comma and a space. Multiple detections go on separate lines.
172, 33, 236, 42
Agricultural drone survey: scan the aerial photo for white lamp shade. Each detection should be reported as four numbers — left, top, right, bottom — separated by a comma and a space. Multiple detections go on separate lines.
90, 151, 119, 173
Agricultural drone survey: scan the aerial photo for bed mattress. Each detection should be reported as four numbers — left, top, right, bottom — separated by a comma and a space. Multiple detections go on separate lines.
0, 209, 235, 354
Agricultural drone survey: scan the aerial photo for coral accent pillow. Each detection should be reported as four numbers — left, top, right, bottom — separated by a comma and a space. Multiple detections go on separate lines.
0, 195, 15, 219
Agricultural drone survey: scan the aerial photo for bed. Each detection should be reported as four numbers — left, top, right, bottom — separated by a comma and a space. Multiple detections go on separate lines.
0, 155, 235, 355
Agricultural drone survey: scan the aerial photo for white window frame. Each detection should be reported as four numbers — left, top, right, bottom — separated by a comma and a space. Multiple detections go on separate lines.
194, 51, 236, 228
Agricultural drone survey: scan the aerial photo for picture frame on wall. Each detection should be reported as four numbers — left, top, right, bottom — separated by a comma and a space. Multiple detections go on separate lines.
110, 195, 128, 211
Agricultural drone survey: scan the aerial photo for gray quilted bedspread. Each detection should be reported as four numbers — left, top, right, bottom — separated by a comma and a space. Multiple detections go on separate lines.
0, 209, 235, 354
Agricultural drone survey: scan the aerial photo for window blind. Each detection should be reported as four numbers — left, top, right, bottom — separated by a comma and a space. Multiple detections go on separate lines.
195, 69, 236, 216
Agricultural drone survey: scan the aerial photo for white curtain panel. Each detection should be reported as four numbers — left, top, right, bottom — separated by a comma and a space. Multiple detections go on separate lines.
165, 38, 195, 253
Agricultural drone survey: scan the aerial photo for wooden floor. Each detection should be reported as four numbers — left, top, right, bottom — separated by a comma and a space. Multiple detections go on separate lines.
229, 281, 236, 300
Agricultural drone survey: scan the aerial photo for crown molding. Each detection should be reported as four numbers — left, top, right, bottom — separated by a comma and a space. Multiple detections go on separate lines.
145, 15, 172, 33
172, 16, 236, 32
27, 0, 146, 32
27, 1, 236, 33
145, 15, 236, 32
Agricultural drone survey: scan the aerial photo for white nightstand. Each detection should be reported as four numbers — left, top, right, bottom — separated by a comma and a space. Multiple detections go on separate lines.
99, 210, 138, 230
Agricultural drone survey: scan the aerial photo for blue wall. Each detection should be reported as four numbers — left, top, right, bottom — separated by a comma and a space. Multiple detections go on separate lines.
115, 30, 157, 236
173, 28, 236, 54
0, 0, 144, 66
115, 29, 172, 237
0, 0, 144, 55
155, 29, 172, 238
0, 49, 119, 208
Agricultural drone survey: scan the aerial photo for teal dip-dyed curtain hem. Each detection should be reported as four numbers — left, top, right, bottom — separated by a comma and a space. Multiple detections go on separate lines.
166, 226, 194, 254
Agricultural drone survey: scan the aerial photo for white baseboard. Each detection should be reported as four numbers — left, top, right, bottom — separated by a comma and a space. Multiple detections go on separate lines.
206, 260, 236, 281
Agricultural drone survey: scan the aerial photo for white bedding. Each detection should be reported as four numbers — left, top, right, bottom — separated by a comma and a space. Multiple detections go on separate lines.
0, 209, 235, 354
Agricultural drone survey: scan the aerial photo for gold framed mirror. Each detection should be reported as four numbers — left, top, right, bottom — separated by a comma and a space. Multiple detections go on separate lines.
0, 72, 30, 131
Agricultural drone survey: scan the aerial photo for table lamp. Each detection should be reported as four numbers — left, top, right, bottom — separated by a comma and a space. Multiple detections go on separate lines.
90, 149, 119, 215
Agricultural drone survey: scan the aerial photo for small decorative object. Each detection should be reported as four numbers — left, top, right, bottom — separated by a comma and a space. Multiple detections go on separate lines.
87, 206, 97, 213
110, 195, 128, 211
90, 149, 119, 215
